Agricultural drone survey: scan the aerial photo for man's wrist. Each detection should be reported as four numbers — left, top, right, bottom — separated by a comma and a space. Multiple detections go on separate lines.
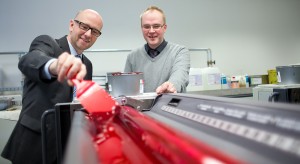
43, 59, 57, 79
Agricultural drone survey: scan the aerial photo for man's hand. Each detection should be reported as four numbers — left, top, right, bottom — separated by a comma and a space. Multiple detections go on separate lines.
156, 81, 177, 94
49, 52, 87, 86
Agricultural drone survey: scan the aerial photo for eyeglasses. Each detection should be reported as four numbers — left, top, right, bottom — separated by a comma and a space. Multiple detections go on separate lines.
74, 20, 102, 37
142, 24, 164, 30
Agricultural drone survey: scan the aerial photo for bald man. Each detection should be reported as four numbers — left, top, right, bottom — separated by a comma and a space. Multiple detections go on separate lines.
1, 9, 103, 164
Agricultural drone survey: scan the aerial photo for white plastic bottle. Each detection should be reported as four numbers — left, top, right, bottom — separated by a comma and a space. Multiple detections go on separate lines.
202, 67, 221, 90
187, 68, 204, 91
245, 74, 250, 88
221, 74, 229, 89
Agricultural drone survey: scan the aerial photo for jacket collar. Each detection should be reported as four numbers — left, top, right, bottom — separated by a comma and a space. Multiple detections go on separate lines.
57, 35, 71, 53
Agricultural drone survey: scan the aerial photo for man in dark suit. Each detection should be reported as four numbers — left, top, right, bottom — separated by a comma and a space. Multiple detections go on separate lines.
1, 9, 103, 164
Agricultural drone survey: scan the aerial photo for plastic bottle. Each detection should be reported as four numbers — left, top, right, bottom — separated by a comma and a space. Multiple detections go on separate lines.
187, 68, 204, 91
231, 76, 239, 88
227, 76, 231, 88
245, 74, 250, 88
221, 74, 229, 89
202, 67, 221, 90
239, 76, 246, 88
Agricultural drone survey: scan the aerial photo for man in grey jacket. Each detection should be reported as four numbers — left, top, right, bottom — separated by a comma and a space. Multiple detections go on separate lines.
124, 6, 190, 94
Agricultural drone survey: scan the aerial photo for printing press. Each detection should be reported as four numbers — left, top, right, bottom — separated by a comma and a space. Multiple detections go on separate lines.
42, 93, 300, 164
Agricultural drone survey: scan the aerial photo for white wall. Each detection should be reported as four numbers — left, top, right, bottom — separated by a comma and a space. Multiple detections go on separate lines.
1, 0, 300, 82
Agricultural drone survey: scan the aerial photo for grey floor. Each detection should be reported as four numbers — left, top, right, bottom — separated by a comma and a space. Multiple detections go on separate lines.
0, 119, 16, 164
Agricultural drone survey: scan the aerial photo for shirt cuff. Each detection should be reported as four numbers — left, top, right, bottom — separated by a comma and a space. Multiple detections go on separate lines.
42, 58, 57, 79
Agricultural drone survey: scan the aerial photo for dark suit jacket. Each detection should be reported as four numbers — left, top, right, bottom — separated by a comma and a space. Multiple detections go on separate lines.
1, 35, 93, 164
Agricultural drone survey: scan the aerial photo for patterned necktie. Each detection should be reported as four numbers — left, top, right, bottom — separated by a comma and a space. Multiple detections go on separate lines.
73, 55, 81, 100
75, 54, 82, 60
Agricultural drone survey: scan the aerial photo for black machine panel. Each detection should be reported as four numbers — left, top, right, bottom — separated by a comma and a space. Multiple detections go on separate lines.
144, 93, 300, 164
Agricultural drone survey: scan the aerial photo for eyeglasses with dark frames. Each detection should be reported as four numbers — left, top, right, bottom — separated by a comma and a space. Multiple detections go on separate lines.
142, 24, 165, 30
74, 20, 102, 37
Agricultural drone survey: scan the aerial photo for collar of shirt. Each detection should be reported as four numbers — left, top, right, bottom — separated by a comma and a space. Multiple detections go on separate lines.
67, 40, 82, 59
144, 40, 168, 58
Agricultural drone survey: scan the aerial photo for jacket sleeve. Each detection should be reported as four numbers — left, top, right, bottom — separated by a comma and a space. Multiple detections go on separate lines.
18, 35, 63, 82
